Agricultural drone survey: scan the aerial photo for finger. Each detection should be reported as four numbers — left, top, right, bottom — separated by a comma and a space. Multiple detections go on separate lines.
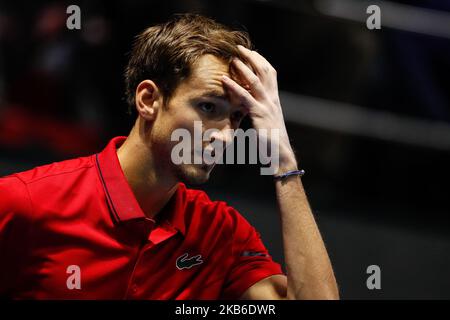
231, 58, 266, 99
221, 75, 255, 111
237, 45, 276, 78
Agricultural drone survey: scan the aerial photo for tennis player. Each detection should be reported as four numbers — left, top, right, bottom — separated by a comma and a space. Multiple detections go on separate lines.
0, 14, 338, 300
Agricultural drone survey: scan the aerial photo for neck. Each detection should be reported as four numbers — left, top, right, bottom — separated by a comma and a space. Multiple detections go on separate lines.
116, 119, 178, 219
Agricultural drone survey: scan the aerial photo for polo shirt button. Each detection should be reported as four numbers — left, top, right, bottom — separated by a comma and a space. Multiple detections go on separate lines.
132, 284, 138, 293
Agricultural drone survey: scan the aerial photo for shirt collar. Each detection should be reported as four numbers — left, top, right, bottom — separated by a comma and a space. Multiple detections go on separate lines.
95, 136, 186, 235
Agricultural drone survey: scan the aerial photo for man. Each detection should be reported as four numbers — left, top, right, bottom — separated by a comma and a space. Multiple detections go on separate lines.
0, 14, 338, 299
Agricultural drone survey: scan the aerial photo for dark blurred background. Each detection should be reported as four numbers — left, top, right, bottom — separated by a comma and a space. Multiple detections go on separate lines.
1, 0, 449, 299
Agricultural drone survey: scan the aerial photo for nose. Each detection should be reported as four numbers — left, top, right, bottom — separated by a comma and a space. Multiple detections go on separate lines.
209, 121, 235, 148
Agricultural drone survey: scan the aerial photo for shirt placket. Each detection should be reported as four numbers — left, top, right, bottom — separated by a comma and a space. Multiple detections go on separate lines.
123, 218, 155, 299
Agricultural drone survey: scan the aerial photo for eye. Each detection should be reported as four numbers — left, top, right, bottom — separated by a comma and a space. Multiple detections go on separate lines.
198, 102, 216, 114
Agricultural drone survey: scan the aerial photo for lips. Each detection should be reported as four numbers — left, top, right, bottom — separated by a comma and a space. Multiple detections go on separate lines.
192, 145, 219, 166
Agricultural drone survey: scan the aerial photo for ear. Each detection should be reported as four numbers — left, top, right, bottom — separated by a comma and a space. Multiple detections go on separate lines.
135, 80, 162, 121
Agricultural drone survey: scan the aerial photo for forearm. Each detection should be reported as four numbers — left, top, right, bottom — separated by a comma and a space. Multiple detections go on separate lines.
222, 44, 339, 299
275, 156, 339, 300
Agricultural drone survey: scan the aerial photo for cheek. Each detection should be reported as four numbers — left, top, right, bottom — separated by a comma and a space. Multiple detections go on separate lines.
166, 103, 203, 133
152, 106, 199, 149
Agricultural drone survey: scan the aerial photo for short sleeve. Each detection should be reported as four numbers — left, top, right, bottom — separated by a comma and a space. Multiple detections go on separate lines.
221, 208, 284, 299
0, 175, 34, 297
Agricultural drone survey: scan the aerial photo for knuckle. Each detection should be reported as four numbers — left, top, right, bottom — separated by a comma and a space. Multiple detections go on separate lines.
262, 65, 272, 74
249, 75, 260, 86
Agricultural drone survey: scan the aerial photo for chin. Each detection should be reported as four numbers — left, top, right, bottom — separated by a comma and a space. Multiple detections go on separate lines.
175, 163, 214, 185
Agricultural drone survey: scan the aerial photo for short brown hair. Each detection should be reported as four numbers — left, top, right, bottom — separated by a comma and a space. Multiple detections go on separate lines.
124, 13, 253, 114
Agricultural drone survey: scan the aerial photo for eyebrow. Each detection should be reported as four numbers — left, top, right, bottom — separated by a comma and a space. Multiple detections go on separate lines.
201, 90, 228, 101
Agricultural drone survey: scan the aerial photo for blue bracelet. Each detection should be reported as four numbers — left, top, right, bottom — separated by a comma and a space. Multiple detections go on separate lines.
274, 169, 305, 180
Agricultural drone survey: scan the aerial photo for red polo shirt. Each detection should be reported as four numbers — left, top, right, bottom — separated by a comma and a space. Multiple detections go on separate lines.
0, 136, 283, 299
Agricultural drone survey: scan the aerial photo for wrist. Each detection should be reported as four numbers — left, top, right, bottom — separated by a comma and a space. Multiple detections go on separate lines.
273, 136, 298, 175
275, 154, 298, 176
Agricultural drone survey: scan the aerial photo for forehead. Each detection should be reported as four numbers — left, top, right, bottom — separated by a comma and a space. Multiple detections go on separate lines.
180, 54, 231, 97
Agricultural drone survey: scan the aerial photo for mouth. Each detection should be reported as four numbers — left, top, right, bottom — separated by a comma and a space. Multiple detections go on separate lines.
192, 146, 219, 167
